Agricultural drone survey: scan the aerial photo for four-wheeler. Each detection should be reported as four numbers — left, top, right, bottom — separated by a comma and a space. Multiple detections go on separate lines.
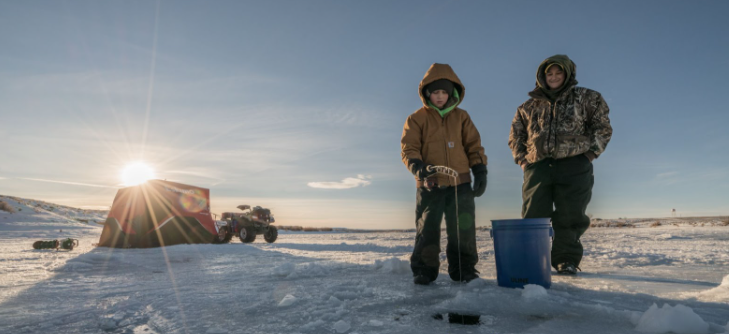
213, 205, 278, 244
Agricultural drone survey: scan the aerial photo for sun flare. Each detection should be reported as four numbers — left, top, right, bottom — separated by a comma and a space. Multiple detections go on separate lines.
121, 162, 156, 186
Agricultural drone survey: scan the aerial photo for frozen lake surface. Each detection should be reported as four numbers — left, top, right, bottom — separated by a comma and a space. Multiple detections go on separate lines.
1, 195, 728, 333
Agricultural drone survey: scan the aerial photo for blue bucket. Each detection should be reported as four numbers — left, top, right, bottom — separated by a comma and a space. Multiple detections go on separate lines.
490, 218, 553, 289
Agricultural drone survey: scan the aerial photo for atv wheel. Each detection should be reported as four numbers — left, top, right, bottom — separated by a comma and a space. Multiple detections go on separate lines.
264, 226, 278, 243
239, 225, 256, 243
213, 227, 232, 244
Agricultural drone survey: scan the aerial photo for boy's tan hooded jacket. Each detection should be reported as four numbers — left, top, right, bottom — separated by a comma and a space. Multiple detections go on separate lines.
401, 63, 488, 187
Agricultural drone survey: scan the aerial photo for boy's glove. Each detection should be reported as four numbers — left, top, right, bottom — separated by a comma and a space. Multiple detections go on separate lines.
471, 164, 488, 197
408, 159, 435, 180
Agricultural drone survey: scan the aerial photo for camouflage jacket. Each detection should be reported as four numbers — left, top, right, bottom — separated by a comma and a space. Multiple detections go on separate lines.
508, 84, 612, 165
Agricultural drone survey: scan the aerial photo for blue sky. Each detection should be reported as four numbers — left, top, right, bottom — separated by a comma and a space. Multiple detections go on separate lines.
1, 1, 727, 229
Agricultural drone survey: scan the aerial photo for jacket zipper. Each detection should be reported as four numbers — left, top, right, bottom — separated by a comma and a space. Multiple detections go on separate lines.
443, 115, 452, 186
547, 101, 556, 156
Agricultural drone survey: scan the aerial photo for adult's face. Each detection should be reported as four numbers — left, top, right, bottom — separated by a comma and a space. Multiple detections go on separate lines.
545, 65, 565, 90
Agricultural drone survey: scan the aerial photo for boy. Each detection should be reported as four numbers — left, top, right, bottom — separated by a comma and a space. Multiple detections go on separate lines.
401, 63, 488, 285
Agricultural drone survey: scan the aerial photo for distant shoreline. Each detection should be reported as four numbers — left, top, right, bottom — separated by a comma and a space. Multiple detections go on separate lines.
2, 194, 727, 232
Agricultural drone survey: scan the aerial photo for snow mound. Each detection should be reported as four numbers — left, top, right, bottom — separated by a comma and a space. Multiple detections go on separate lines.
521, 284, 549, 300
697, 274, 729, 303
374, 257, 409, 274
466, 277, 487, 287
635, 303, 709, 334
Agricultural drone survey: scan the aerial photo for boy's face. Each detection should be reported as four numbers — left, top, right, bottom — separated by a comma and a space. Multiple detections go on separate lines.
545, 65, 565, 90
429, 89, 449, 108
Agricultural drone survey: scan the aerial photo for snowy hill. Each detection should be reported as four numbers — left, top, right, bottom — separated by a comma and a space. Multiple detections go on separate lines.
0, 195, 108, 223
0, 196, 728, 333
0, 195, 106, 238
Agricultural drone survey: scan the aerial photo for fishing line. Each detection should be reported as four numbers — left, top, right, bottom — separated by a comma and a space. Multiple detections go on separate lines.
427, 165, 470, 326
427, 166, 463, 284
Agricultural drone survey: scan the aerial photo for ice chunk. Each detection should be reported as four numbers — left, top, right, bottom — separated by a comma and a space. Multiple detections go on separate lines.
99, 317, 117, 331
112, 312, 125, 321
328, 296, 342, 306
288, 263, 329, 278
333, 320, 351, 333
635, 303, 709, 334
374, 257, 409, 274
368, 320, 383, 326
273, 263, 295, 277
278, 294, 297, 307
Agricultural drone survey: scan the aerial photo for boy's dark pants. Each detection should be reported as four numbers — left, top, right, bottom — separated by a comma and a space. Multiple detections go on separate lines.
411, 183, 478, 281
522, 154, 594, 268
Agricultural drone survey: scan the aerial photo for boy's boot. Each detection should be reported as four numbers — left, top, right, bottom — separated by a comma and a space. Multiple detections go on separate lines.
414, 275, 433, 285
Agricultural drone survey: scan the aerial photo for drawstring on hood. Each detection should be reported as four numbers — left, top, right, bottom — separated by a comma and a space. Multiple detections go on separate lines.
533, 54, 578, 101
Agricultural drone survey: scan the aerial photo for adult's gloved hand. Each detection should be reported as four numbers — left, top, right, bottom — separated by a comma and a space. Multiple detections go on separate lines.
471, 164, 488, 197
408, 159, 435, 180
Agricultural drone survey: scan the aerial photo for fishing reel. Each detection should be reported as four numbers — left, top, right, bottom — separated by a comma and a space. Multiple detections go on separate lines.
426, 165, 459, 178
33, 238, 79, 251
422, 166, 459, 189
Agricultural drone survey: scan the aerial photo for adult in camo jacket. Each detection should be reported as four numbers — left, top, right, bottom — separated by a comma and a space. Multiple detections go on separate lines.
508, 54, 612, 274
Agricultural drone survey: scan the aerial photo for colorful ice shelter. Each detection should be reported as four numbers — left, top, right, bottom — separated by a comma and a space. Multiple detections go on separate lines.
98, 180, 217, 248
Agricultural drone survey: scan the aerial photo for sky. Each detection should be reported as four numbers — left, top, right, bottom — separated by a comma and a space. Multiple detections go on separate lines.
1, 0, 728, 229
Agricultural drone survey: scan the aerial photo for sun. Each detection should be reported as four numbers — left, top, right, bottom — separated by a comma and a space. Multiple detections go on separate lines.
121, 162, 156, 186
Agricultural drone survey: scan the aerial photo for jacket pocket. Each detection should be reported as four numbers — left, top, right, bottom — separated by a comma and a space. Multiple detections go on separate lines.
422, 138, 444, 165
527, 134, 547, 162
555, 135, 590, 159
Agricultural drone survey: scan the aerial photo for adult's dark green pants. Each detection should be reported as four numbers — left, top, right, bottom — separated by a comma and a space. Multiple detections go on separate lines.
411, 183, 478, 281
522, 154, 594, 268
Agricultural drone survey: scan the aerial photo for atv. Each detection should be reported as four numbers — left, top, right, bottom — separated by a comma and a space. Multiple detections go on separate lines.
213, 205, 278, 244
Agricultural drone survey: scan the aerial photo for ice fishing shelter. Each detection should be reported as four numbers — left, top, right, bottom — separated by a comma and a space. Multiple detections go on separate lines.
98, 180, 217, 248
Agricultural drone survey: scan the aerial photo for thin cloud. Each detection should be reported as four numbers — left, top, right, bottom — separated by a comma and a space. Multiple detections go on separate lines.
20, 178, 116, 189
656, 171, 678, 179
165, 170, 225, 182
655, 171, 681, 185
308, 175, 372, 190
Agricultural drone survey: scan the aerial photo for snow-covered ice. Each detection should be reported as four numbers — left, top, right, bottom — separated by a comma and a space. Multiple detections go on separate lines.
1, 195, 728, 333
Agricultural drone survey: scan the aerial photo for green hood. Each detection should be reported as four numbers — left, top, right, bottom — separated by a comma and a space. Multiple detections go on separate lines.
535, 54, 578, 101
